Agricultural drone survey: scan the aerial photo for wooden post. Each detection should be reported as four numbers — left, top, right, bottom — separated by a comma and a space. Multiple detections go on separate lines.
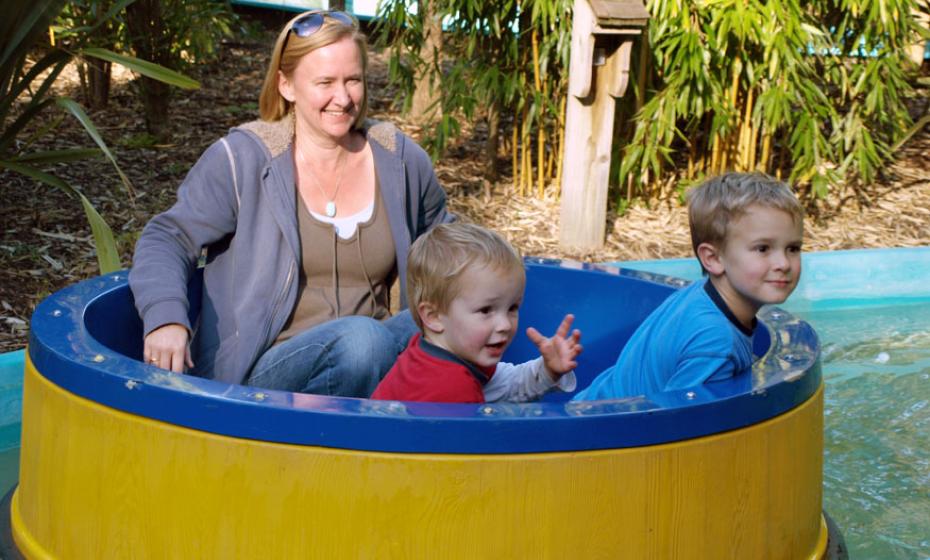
559, 0, 647, 250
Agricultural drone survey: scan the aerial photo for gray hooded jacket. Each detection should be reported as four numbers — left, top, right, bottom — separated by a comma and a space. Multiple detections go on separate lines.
129, 116, 453, 384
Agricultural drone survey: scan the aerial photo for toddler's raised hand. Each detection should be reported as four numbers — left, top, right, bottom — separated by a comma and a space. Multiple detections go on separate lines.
526, 314, 583, 380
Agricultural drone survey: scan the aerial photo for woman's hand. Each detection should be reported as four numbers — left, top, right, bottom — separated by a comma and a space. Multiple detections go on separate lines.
526, 314, 583, 381
144, 323, 194, 373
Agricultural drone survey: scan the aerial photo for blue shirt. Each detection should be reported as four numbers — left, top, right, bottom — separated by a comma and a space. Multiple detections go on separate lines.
573, 277, 754, 401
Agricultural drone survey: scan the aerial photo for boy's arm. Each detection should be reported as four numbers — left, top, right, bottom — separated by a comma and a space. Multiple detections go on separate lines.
665, 320, 753, 392
526, 314, 583, 380
484, 358, 577, 403
484, 314, 582, 402
665, 354, 739, 391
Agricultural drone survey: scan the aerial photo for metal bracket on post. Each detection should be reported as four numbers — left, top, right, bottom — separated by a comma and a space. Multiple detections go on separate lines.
560, 0, 648, 250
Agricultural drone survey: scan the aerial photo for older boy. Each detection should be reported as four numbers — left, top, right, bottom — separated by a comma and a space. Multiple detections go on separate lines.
371, 223, 581, 403
574, 172, 804, 400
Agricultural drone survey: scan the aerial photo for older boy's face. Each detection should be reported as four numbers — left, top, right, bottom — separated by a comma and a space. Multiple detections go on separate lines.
428, 265, 525, 369
712, 205, 803, 327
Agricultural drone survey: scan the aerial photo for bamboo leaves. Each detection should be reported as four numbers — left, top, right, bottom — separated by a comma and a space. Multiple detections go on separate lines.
618, 0, 922, 203
81, 47, 200, 90
376, 0, 922, 207
376, 0, 571, 194
3, 0, 201, 274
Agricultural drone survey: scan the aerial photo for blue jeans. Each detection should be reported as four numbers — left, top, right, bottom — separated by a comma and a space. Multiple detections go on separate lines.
245, 310, 419, 398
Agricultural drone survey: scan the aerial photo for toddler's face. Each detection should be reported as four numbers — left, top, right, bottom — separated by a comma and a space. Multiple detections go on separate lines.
716, 205, 803, 324
430, 265, 525, 368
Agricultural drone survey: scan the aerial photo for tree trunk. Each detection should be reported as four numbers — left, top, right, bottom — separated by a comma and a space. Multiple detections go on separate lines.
83, 58, 112, 110
124, 0, 173, 141
74, 1, 116, 110
409, 0, 442, 125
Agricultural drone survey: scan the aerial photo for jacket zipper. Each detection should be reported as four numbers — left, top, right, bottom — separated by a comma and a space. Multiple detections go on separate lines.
257, 259, 296, 357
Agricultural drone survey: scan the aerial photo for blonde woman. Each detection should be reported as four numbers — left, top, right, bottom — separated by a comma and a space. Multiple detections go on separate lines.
130, 11, 452, 396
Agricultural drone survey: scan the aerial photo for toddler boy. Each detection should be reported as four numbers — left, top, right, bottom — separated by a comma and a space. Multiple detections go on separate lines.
372, 223, 581, 403
574, 172, 804, 400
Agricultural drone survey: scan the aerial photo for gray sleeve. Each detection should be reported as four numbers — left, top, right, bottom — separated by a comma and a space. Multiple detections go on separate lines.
484, 358, 577, 403
129, 138, 240, 336
405, 136, 455, 237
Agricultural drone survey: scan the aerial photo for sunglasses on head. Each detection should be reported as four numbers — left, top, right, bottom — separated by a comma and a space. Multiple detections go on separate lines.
281, 10, 357, 53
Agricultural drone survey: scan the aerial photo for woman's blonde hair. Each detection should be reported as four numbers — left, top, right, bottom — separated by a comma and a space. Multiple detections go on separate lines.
258, 11, 369, 125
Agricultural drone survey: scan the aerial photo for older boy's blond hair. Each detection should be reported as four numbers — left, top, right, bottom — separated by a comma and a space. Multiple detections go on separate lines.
407, 223, 525, 330
258, 11, 369, 126
687, 172, 803, 260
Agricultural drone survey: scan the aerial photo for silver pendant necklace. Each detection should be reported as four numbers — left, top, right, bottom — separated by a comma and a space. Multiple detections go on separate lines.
297, 144, 347, 218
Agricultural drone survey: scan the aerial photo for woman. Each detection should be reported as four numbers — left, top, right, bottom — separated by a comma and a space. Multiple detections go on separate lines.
129, 10, 453, 397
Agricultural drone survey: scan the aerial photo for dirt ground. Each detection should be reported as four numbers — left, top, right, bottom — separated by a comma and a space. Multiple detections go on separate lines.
1, 18, 928, 353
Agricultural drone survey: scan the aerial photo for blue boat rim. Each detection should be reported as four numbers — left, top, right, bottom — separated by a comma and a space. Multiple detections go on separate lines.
27, 260, 821, 454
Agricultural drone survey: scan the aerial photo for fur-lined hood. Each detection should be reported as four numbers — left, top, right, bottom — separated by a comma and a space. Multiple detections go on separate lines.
236, 113, 399, 158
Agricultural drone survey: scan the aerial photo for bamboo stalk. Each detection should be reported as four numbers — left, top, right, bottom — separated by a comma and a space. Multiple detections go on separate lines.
531, 29, 545, 198
687, 135, 697, 178
545, 135, 555, 179
723, 59, 741, 173
512, 118, 519, 193
711, 132, 721, 175
760, 130, 772, 174
729, 59, 741, 109
537, 128, 545, 198
555, 95, 566, 194
531, 29, 542, 93
739, 87, 754, 170
521, 104, 530, 195
520, 136, 533, 196
716, 132, 731, 174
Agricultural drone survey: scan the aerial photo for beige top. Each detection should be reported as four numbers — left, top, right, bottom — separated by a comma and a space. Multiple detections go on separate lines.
275, 182, 396, 343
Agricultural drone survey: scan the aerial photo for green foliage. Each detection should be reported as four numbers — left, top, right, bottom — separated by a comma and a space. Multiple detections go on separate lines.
83, 47, 201, 88
122, 0, 238, 138
58, 0, 240, 71
379, 0, 924, 206
1, 0, 200, 274
147, 0, 238, 69
375, 0, 572, 191
618, 0, 925, 204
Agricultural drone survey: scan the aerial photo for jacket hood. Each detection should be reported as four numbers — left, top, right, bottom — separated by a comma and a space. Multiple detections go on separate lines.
235, 114, 401, 159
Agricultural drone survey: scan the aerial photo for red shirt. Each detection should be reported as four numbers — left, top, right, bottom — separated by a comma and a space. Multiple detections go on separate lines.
371, 334, 496, 403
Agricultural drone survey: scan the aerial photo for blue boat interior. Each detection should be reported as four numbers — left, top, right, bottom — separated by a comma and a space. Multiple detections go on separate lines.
27, 259, 820, 454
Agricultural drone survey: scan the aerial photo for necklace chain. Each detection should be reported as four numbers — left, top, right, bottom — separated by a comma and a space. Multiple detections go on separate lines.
297, 144, 348, 217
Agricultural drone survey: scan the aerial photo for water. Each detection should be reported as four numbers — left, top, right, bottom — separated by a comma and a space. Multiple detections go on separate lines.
2, 306, 925, 557
0, 447, 18, 499
0, 349, 22, 503
2, 250, 929, 557
801, 301, 930, 559
616, 251, 930, 558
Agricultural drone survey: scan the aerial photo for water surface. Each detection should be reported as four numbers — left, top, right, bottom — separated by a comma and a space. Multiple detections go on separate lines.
798, 301, 930, 559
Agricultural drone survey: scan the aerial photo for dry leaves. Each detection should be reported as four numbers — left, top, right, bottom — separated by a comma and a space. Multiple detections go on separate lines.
0, 23, 928, 353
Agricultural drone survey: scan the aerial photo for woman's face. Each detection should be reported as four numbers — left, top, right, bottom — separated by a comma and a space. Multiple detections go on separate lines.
278, 36, 365, 142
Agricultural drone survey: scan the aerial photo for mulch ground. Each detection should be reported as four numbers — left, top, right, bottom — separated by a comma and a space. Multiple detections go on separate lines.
1, 16, 929, 353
